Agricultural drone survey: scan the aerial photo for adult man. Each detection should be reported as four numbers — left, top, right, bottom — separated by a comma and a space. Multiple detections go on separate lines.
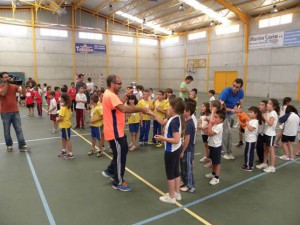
75, 74, 86, 92
101, 75, 154, 191
179, 75, 193, 100
219, 78, 244, 160
25, 77, 36, 88
0, 72, 30, 152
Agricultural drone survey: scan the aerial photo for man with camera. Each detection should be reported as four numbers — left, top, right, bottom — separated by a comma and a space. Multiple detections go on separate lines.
0, 72, 30, 152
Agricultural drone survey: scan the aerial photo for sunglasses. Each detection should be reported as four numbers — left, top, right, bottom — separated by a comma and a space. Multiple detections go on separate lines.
113, 81, 122, 85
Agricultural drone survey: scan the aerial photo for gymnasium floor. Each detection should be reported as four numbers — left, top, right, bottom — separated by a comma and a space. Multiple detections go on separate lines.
0, 94, 299, 225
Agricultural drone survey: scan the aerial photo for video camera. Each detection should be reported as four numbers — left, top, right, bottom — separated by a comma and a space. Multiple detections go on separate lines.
8, 75, 23, 86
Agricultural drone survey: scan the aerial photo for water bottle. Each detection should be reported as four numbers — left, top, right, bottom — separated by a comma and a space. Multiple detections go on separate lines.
131, 82, 138, 94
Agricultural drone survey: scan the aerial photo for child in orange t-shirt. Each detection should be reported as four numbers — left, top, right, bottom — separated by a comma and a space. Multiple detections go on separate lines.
235, 103, 250, 147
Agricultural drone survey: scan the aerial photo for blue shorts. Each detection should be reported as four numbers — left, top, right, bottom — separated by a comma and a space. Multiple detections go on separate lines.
61, 128, 71, 140
129, 123, 139, 133
91, 126, 101, 140
209, 146, 222, 165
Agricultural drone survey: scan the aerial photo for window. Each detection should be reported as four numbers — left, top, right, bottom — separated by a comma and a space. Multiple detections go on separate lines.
139, 38, 158, 46
163, 36, 179, 45
0, 24, 27, 36
112, 35, 133, 43
215, 24, 239, 35
188, 31, 206, 40
259, 13, 293, 28
40, 28, 68, 37
79, 32, 103, 40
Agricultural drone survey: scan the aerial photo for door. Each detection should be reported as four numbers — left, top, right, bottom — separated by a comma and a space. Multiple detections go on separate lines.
214, 71, 238, 93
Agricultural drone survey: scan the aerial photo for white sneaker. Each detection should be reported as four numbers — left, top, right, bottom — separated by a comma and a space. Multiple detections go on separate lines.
279, 155, 289, 161
199, 156, 209, 162
228, 153, 236, 160
263, 166, 276, 173
209, 178, 220, 185
174, 192, 181, 201
159, 193, 176, 204
205, 173, 215, 179
222, 154, 231, 160
128, 143, 133, 148
50, 129, 56, 134
256, 163, 268, 169
129, 145, 137, 151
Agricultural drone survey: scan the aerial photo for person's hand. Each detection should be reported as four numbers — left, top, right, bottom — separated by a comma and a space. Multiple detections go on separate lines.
144, 108, 155, 117
55, 117, 60, 122
211, 106, 217, 114
180, 152, 184, 159
154, 135, 163, 142
125, 88, 133, 96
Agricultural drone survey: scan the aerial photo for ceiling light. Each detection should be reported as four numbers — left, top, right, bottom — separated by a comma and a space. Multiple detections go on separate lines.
179, 4, 184, 11
171, 30, 174, 35
16, 0, 21, 6
109, 4, 113, 11
143, 18, 146, 24
271, 5, 278, 13
210, 20, 216, 27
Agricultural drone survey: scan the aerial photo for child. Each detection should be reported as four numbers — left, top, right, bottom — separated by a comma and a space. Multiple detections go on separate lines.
47, 91, 58, 134
256, 100, 268, 163
75, 86, 87, 129
205, 109, 225, 185
25, 86, 35, 116
138, 89, 154, 146
127, 95, 141, 151
153, 97, 185, 204
189, 88, 198, 103
88, 94, 104, 157
180, 99, 196, 193
241, 106, 263, 171
235, 103, 250, 147
45, 86, 52, 106
256, 99, 279, 173
42, 83, 47, 105
149, 90, 167, 148
198, 102, 211, 166
97, 89, 105, 152
57, 93, 74, 159
274, 97, 292, 147
278, 105, 299, 160
208, 90, 215, 102
33, 86, 42, 117
148, 88, 155, 101
54, 87, 61, 110
67, 82, 76, 112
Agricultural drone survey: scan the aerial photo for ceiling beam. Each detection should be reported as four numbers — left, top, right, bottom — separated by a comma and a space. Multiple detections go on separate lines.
74, 0, 87, 10
215, 0, 249, 24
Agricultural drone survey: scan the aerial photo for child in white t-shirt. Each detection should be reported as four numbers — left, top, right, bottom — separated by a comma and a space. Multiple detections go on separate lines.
47, 91, 58, 134
75, 86, 87, 129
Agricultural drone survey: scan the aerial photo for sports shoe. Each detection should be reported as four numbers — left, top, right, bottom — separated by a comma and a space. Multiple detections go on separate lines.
180, 185, 195, 193
274, 142, 280, 148
199, 156, 209, 163
156, 143, 163, 148
241, 165, 252, 172
50, 129, 56, 134
112, 183, 132, 192
209, 177, 220, 185
289, 157, 294, 161
147, 141, 155, 145
263, 166, 275, 173
58, 150, 67, 157
279, 155, 289, 161
102, 171, 114, 181
88, 149, 95, 156
19, 145, 31, 152
7, 146, 13, 152
256, 163, 268, 169
139, 142, 144, 147
235, 141, 244, 147
129, 145, 137, 151
64, 153, 74, 159
228, 153, 236, 160
143, 142, 148, 146
128, 143, 133, 148
204, 162, 212, 168
222, 153, 231, 160
159, 194, 176, 204
96, 151, 103, 157
205, 173, 215, 179
174, 192, 182, 200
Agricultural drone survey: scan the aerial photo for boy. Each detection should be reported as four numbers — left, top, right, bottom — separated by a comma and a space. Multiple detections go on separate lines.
180, 100, 196, 193
47, 91, 58, 133
54, 86, 61, 110
88, 94, 103, 157
97, 89, 106, 151
33, 86, 42, 117
25, 86, 35, 116
205, 109, 225, 185
208, 90, 215, 102
138, 89, 154, 146
75, 86, 87, 129
67, 82, 76, 111
235, 103, 250, 147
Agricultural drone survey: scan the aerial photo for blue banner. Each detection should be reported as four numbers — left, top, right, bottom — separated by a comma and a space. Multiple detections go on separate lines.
283, 29, 300, 47
75, 43, 106, 54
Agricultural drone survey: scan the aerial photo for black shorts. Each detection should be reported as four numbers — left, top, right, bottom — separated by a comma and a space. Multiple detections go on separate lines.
164, 149, 181, 180
263, 134, 275, 147
209, 146, 222, 165
202, 134, 208, 143
239, 127, 245, 133
20, 96, 25, 100
26, 103, 34, 108
281, 135, 296, 143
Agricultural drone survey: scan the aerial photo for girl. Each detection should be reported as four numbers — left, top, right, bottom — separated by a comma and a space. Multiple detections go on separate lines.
256, 100, 268, 163
57, 93, 74, 159
45, 86, 52, 106
241, 106, 263, 171
278, 105, 299, 160
127, 95, 141, 151
154, 97, 185, 204
274, 97, 292, 147
198, 102, 211, 167
256, 99, 279, 173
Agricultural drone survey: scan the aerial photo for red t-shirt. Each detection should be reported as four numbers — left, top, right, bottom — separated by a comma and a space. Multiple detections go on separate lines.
55, 92, 61, 104
67, 88, 76, 101
0, 84, 19, 113
25, 91, 35, 105
34, 91, 42, 104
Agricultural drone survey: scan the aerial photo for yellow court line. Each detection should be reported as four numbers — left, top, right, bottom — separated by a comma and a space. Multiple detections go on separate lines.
70, 128, 212, 225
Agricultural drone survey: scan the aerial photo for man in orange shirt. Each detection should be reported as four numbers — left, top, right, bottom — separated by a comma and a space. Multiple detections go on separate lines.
102, 75, 154, 191
0, 72, 31, 152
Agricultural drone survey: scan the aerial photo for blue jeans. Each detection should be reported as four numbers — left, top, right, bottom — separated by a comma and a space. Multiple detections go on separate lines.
1, 112, 26, 147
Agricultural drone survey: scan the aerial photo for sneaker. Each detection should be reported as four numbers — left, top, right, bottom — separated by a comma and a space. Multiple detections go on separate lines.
88, 149, 95, 156
128, 143, 133, 148
80, 126, 85, 130
108, 148, 113, 153
180, 186, 195, 193
209, 177, 220, 185
58, 150, 67, 158
205, 173, 215, 179
279, 155, 289, 161
204, 162, 212, 168
96, 151, 103, 157
139, 142, 144, 147
102, 171, 114, 181
73, 126, 80, 129
235, 142, 244, 147
64, 153, 74, 159
263, 166, 276, 173
228, 153, 236, 160
174, 192, 182, 200
159, 194, 176, 204
50, 129, 56, 134
155, 143, 163, 148
199, 156, 209, 163
19, 145, 31, 152
143, 142, 148, 147
289, 156, 294, 161
222, 153, 231, 160
129, 145, 137, 151
256, 163, 268, 169
274, 142, 280, 148
7, 146, 13, 152
244, 167, 253, 172
147, 141, 155, 145
112, 183, 132, 192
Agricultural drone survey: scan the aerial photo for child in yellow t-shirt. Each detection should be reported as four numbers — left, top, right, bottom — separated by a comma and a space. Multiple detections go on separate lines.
138, 89, 154, 146
127, 95, 141, 151
57, 93, 73, 159
88, 94, 103, 157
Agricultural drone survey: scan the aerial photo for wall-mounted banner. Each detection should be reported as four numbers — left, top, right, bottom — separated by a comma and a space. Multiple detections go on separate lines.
75, 43, 106, 54
249, 29, 300, 50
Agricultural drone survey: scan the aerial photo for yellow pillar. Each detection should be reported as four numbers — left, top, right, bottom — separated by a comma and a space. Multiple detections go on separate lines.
106, 18, 110, 76
71, 6, 76, 81
136, 29, 138, 82
31, 8, 38, 83
206, 29, 211, 92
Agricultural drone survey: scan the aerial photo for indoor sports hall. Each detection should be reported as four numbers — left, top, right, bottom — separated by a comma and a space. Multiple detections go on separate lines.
0, 1, 300, 225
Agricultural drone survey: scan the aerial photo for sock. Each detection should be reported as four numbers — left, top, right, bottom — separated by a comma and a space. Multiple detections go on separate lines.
215, 175, 219, 179
212, 172, 216, 176
68, 152, 73, 155
62, 149, 66, 152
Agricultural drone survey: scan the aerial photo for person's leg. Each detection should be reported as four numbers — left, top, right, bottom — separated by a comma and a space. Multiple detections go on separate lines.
167, 179, 175, 198
119, 136, 129, 185
256, 134, 264, 163
91, 137, 96, 151
139, 120, 145, 143
287, 141, 294, 159
75, 109, 80, 127
180, 155, 187, 185
222, 118, 229, 154
269, 146, 275, 167
152, 120, 158, 143
263, 143, 268, 164
62, 138, 66, 150
244, 142, 249, 167
11, 112, 26, 148
186, 152, 194, 189
281, 142, 289, 156
145, 120, 150, 143
1, 112, 13, 147
249, 142, 255, 168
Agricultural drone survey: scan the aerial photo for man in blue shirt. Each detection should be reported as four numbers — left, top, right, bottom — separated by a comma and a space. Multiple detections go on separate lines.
219, 78, 244, 160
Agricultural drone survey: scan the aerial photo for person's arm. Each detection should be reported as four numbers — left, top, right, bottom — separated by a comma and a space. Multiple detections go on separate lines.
279, 113, 290, 124
263, 114, 275, 126
245, 121, 256, 131
180, 134, 190, 158
155, 131, 180, 144
0, 82, 9, 96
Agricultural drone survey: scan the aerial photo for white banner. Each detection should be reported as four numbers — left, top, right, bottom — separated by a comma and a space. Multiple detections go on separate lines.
249, 32, 284, 49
